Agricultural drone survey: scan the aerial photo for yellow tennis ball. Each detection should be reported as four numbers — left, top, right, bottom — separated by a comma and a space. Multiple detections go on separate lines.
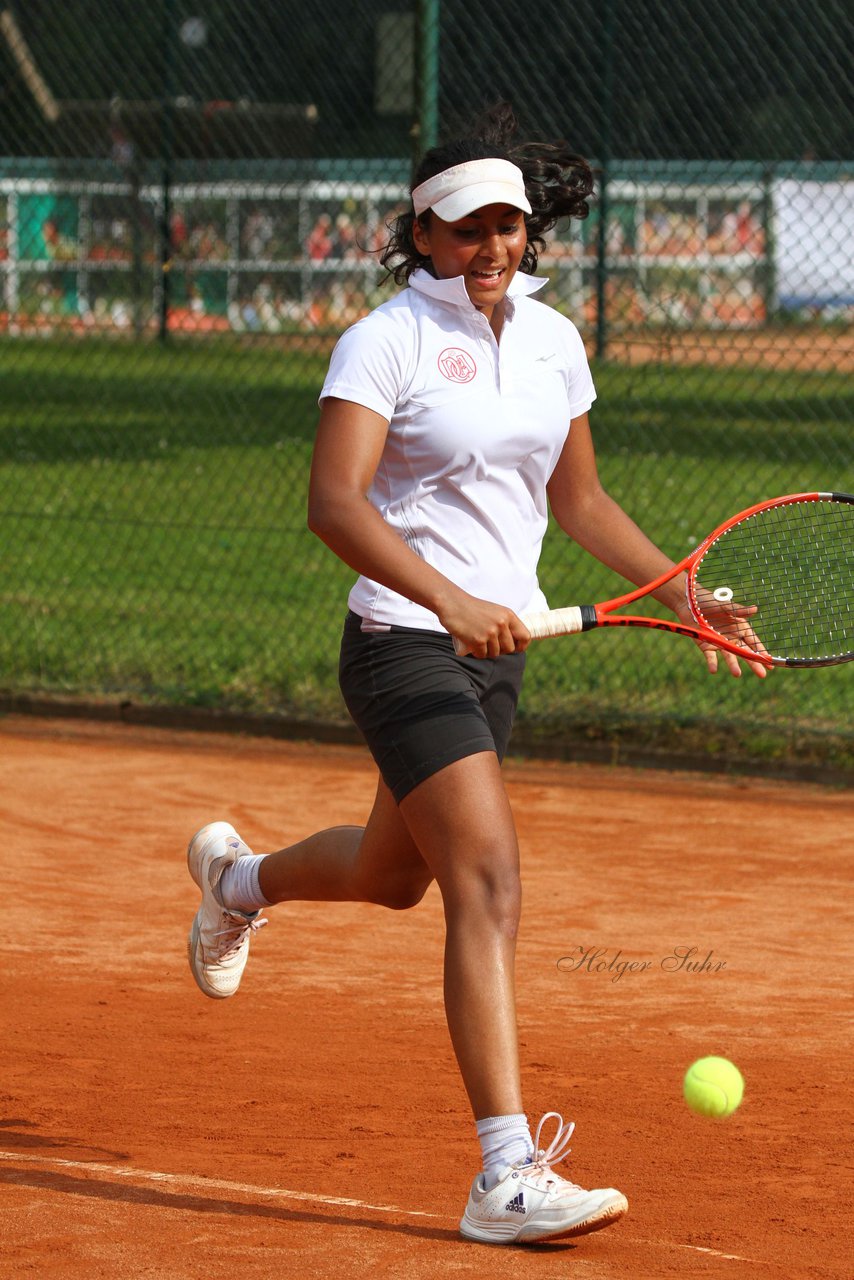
683, 1056, 744, 1118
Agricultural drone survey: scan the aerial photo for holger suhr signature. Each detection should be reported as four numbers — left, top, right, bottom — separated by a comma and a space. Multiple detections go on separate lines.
557, 945, 727, 983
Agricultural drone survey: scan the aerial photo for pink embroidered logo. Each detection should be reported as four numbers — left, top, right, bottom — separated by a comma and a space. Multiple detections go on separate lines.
437, 348, 477, 383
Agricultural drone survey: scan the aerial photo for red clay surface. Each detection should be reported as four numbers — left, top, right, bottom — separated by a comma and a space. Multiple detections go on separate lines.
2, 715, 851, 1279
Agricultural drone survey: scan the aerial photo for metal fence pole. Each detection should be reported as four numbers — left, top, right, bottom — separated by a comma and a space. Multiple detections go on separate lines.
595, 0, 616, 360
415, 0, 440, 161
158, 0, 176, 342
761, 164, 777, 320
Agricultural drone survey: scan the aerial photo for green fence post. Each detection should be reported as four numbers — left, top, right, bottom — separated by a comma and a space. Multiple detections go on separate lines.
158, 0, 176, 342
762, 164, 777, 322
414, 0, 440, 162
595, 0, 616, 361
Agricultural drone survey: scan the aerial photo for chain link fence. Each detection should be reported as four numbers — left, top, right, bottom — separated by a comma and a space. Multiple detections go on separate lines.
1, 1, 851, 771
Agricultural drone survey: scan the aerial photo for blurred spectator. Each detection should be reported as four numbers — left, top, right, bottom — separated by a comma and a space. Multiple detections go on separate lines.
335, 213, 360, 260
171, 208, 188, 256
307, 213, 334, 261
243, 209, 275, 260
709, 202, 764, 255
189, 222, 228, 262
42, 218, 77, 261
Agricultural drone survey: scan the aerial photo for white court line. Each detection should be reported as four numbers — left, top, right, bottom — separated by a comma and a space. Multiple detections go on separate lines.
0, 1151, 772, 1263
690, 1247, 768, 1263
634, 1237, 772, 1265
0, 1150, 443, 1220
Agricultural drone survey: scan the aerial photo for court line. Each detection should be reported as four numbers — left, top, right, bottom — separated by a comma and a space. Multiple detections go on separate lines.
633, 1237, 773, 1265
0, 1151, 772, 1262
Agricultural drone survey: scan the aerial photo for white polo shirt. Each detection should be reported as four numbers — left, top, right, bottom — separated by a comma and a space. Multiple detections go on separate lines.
320, 267, 596, 631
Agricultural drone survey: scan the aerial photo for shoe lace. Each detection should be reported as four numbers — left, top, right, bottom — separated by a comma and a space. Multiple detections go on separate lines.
214, 910, 268, 960
526, 1112, 581, 1193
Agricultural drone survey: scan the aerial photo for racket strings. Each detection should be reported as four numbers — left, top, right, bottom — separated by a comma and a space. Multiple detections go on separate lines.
692, 497, 853, 664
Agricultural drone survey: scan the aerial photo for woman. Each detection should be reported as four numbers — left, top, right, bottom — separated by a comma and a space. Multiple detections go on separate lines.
187, 104, 764, 1246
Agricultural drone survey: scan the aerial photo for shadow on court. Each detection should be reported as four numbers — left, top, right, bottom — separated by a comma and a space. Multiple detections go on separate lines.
0, 1165, 452, 1244
0, 1165, 582, 1252
0, 1118, 129, 1161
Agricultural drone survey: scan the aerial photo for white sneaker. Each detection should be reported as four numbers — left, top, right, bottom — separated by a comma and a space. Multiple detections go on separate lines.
460, 1112, 628, 1245
187, 822, 267, 999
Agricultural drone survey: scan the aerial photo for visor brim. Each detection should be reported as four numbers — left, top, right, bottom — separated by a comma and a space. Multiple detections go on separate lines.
428, 182, 532, 222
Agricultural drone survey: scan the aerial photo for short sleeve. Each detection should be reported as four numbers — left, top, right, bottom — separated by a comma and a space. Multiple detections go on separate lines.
319, 310, 412, 421
561, 319, 596, 419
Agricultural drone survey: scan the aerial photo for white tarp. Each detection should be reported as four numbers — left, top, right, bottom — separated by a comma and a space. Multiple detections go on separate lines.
772, 179, 854, 310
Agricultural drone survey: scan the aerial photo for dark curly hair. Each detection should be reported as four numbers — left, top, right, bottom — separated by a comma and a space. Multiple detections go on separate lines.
379, 102, 594, 284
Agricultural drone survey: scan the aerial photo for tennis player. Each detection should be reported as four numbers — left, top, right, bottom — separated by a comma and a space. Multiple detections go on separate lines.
186, 103, 765, 1246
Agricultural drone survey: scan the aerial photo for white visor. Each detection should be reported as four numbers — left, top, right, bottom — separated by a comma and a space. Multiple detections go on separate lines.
412, 158, 532, 222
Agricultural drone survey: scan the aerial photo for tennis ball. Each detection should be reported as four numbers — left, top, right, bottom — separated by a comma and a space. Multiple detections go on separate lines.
683, 1055, 744, 1118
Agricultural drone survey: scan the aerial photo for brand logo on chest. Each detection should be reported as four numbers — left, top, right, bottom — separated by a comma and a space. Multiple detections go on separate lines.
437, 348, 477, 384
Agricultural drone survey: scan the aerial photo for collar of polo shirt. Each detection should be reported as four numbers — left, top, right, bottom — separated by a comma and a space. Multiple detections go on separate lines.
409, 267, 546, 308
412, 158, 532, 222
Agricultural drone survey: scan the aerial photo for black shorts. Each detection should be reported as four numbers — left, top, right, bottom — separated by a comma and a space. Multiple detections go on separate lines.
338, 611, 526, 804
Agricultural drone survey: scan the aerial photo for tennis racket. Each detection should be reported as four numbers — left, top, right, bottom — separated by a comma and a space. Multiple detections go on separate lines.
495, 491, 853, 668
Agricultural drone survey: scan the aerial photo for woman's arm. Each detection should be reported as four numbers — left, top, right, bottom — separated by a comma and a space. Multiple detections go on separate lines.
308, 397, 530, 657
546, 413, 766, 677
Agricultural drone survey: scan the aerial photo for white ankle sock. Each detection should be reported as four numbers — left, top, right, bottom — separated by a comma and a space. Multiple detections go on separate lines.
219, 854, 271, 913
476, 1114, 534, 1189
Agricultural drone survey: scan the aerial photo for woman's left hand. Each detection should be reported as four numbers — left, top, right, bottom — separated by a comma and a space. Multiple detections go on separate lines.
675, 590, 770, 679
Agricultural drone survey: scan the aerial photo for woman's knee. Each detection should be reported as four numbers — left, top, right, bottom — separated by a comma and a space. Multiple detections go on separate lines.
443, 861, 522, 935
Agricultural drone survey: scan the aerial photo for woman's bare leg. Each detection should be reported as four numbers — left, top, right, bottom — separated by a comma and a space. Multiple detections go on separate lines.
256, 751, 523, 1119
397, 752, 523, 1119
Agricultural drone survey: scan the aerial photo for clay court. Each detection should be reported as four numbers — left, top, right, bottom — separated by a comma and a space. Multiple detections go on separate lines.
2, 715, 851, 1279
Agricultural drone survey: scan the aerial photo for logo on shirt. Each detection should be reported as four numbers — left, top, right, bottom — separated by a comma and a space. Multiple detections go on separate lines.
437, 348, 477, 383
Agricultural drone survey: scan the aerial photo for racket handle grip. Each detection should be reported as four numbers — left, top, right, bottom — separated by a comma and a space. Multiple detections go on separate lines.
452, 605, 592, 655
521, 606, 587, 638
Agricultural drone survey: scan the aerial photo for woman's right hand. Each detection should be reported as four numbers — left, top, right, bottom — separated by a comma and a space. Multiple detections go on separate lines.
439, 592, 531, 659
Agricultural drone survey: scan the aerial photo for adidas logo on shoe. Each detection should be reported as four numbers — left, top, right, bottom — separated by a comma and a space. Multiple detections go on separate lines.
504, 1191, 526, 1214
